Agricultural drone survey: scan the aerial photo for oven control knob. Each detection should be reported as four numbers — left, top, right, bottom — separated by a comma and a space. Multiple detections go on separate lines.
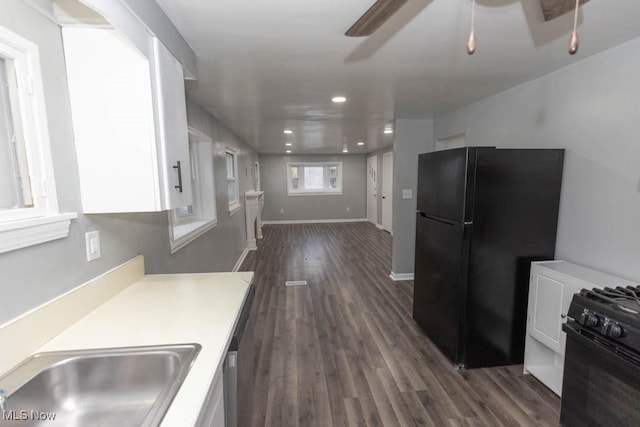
602, 321, 624, 338
580, 311, 600, 327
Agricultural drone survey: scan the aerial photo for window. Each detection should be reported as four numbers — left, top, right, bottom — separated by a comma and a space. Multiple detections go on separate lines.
287, 162, 342, 195
226, 148, 241, 214
168, 128, 217, 253
0, 25, 76, 253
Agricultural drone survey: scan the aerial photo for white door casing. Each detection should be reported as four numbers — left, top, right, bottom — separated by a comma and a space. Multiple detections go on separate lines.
381, 152, 393, 233
367, 155, 377, 225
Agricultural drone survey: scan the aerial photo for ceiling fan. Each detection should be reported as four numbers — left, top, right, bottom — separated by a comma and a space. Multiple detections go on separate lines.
345, 0, 591, 38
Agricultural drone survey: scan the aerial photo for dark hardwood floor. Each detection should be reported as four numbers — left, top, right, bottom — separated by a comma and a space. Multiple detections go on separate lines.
240, 222, 560, 427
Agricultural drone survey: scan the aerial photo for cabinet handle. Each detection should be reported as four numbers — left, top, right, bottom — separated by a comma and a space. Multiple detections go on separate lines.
173, 161, 183, 193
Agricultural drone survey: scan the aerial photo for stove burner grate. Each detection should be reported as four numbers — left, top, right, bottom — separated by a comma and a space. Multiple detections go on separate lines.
581, 286, 640, 315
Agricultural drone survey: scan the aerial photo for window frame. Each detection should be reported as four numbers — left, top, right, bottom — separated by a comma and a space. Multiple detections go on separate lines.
168, 127, 217, 253
0, 25, 76, 254
287, 161, 343, 196
225, 147, 241, 215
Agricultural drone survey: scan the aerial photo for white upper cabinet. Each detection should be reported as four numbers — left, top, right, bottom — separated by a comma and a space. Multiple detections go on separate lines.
62, 28, 191, 213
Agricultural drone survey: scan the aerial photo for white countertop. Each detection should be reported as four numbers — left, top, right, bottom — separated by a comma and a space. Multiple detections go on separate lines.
35, 271, 253, 427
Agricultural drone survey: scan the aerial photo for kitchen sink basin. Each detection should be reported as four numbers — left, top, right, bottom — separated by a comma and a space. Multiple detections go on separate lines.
0, 343, 201, 426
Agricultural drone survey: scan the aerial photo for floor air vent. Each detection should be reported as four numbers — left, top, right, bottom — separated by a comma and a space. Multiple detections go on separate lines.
285, 280, 308, 287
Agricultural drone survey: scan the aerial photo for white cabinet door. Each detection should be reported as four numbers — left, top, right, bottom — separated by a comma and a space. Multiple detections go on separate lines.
150, 37, 192, 210
63, 29, 192, 213
63, 28, 161, 213
196, 367, 225, 427
529, 269, 570, 354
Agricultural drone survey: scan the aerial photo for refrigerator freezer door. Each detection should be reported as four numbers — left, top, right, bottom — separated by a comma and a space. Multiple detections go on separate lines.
417, 147, 482, 223
413, 212, 469, 365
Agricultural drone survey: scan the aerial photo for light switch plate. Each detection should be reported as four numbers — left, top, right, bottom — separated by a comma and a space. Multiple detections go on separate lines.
402, 189, 413, 199
85, 230, 101, 261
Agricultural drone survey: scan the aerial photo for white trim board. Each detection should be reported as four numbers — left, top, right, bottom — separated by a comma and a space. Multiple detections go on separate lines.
262, 218, 367, 225
233, 246, 250, 272
389, 272, 414, 281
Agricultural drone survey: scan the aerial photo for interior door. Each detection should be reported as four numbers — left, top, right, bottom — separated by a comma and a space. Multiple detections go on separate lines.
413, 212, 467, 365
381, 152, 393, 233
367, 155, 378, 225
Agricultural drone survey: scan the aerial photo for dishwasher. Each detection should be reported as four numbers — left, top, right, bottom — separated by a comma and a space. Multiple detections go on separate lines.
224, 282, 256, 427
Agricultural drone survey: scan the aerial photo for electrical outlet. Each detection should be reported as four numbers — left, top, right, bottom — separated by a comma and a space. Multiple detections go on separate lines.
402, 189, 413, 199
346, 207, 350, 212
85, 231, 101, 261
280, 208, 284, 213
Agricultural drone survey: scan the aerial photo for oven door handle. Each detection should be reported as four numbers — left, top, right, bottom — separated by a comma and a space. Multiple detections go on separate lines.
564, 322, 640, 368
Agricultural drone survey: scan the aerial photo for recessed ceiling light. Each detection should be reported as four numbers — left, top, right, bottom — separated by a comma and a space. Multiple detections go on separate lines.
357, 141, 365, 146
342, 149, 349, 153
332, 96, 347, 103
286, 150, 292, 153
384, 127, 393, 134
285, 143, 292, 146
283, 129, 293, 134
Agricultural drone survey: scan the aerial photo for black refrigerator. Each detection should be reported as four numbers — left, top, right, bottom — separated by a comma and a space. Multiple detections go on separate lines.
413, 147, 564, 369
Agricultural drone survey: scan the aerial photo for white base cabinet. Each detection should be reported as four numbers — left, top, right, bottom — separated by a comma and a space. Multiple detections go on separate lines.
196, 366, 225, 427
62, 28, 192, 213
524, 261, 630, 396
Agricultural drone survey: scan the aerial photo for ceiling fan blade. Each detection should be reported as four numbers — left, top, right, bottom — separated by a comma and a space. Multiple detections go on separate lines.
539, 0, 591, 21
345, 0, 410, 37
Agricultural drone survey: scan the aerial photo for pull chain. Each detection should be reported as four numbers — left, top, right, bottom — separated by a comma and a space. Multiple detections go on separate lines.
467, 0, 477, 55
569, 0, 580, 55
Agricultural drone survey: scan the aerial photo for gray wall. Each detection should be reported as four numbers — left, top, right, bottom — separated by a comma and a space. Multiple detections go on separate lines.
0, 1, 257, 325
259, 154, 366, 222
435, 37, 640, 281
391, 120, 434, 275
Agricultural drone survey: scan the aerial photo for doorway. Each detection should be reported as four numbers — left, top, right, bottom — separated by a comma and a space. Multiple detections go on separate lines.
381, 152, 393, 234
367, 155, 378, 225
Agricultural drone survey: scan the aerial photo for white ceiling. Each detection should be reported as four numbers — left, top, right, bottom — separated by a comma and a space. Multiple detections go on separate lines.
154, 0, 640, 154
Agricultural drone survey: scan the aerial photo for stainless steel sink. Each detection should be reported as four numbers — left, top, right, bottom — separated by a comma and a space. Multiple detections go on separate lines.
0, 343, 201, 427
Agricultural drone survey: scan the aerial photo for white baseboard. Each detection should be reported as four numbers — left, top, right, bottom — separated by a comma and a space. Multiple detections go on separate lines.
376, 223, 384, 230
389, 271, 414, 281
262, 218, 367, 225
233, 246, 250, 272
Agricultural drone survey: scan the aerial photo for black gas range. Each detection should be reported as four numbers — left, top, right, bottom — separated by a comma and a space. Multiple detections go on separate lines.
560, 286, 640, 427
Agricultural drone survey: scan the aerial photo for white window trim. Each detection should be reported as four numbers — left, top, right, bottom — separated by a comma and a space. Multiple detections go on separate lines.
226, 147, 241, 215
168, 127, 217, 253
0, 213, 77, 254
0, 26, 76, 253
287, 161, 343, 196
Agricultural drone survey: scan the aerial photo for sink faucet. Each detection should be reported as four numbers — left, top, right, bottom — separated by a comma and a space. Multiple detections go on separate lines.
0, 389, 5, 412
